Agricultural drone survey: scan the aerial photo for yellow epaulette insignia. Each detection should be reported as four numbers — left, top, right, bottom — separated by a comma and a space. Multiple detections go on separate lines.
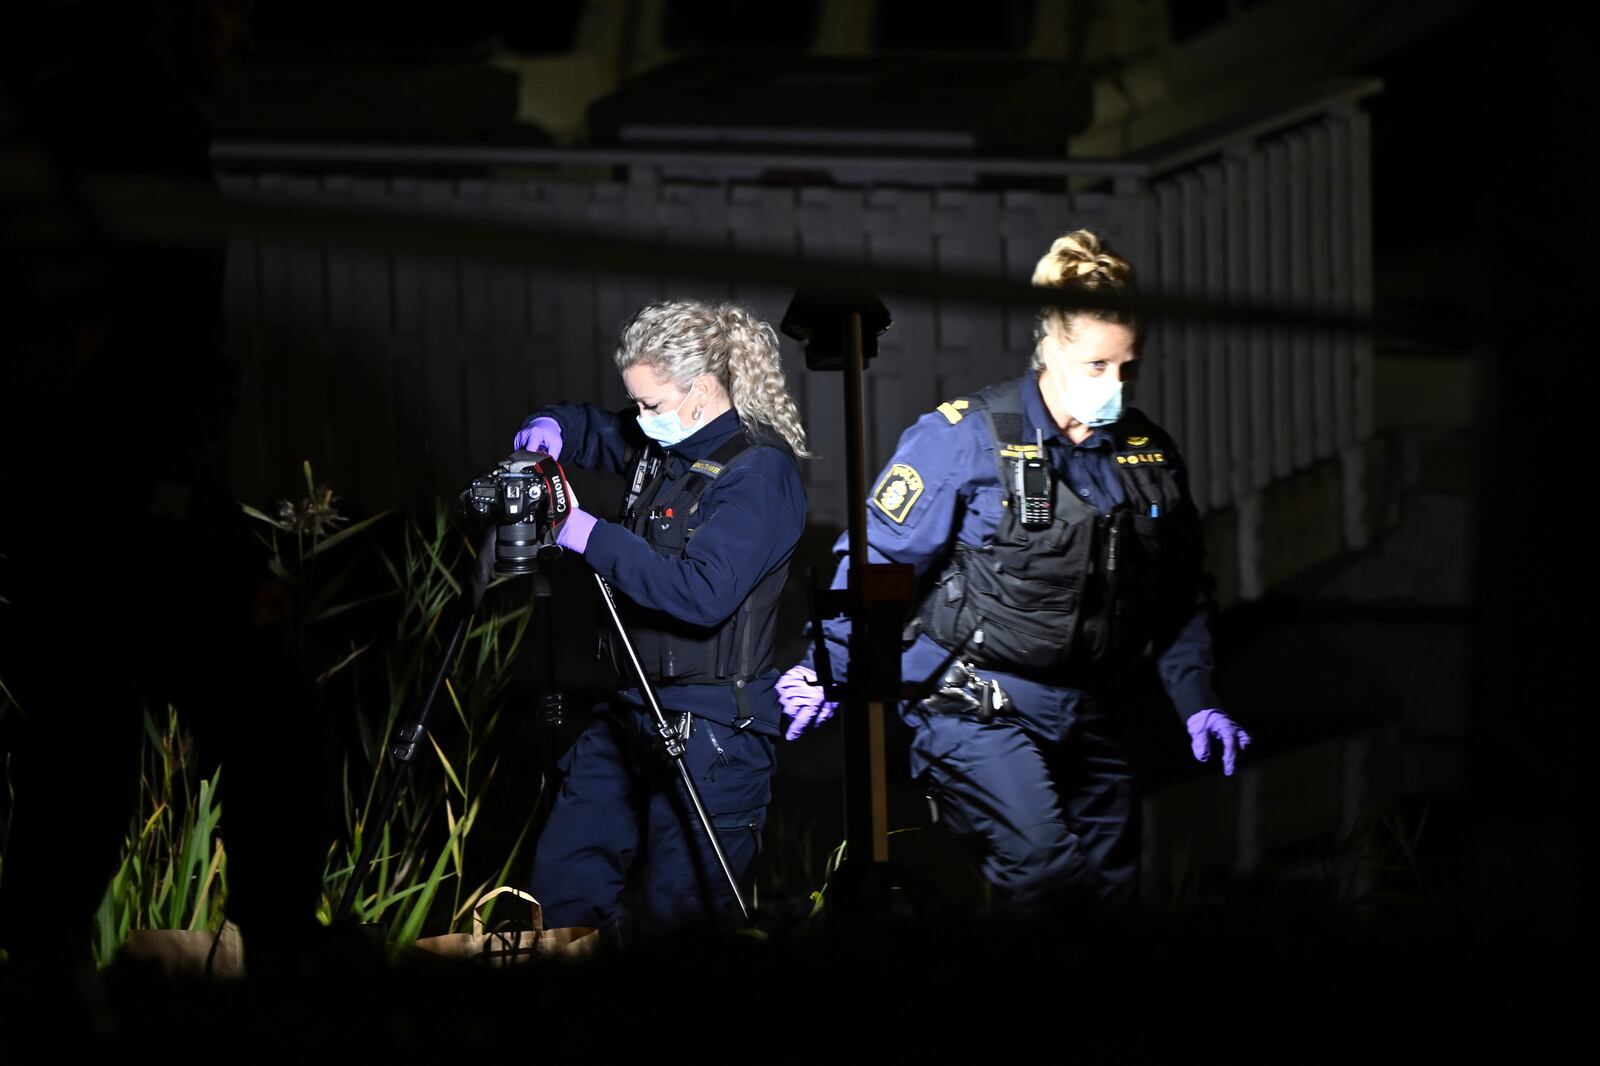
999, 443, 1042, 459
936, 399, 970, 424
690, 459, 725, 478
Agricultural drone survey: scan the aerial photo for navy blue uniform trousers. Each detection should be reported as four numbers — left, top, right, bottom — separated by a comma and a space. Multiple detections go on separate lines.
900, 634, 1139, 908
529, 698, 775, 933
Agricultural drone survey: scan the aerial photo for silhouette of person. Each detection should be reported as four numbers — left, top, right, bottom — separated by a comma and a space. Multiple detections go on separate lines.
0, 0, 335, 1000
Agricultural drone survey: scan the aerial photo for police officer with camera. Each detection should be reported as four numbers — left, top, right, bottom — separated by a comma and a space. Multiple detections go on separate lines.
778, 230, 1251, 909
511, 299, 809, 935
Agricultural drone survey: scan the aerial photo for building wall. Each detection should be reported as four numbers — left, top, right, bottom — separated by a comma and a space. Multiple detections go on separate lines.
216, 98, 1373, 600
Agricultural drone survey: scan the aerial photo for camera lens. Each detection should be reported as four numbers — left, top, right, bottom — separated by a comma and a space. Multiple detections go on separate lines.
495, 518, 544, 575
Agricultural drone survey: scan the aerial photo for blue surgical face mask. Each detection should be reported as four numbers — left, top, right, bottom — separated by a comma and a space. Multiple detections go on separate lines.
1054, 369, 1123, 428
636, 390, 700, 446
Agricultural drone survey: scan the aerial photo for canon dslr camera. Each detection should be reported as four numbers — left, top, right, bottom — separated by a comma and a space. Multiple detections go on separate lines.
460, 450, 575, 576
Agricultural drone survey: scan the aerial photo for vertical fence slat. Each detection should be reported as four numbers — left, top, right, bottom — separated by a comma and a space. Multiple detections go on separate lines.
1326, 116, 1356, 451
1350, 110, 1376, 443
1309, 123, 1335, 461
875, 188, 935, 466
1245, 149, 1272, 491
1201, 164, 1229, 514
1146, 183, 1178, 429
485, 182, 530, 342
525, 182, 579, 407
323, 175, 355, 335
796, 186, 847, 526
1264, 141, 1293, 478
999, 192, 1044, 360
217, 104, 1374, 520
419, 179, 461, 341
347, 178, 390, 338
390, 178, 424, 339
1287, 132, 1314, 470
1179, 172, 1209, 509
942, 188, 1006, 404
456, 180, 490, 339
1223, 152, 1252, 506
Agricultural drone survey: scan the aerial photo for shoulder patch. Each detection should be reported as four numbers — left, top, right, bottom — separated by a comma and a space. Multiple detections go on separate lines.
689, 459, 725, 478
871, 463, 925, 524
936, 399, 970, 424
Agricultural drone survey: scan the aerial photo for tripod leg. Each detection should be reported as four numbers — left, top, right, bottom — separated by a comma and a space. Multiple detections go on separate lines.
590, 573, 751, 922
333, 524, 496, 925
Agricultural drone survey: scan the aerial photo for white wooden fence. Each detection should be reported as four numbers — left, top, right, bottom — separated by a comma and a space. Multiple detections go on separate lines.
214, 79, 1377, 600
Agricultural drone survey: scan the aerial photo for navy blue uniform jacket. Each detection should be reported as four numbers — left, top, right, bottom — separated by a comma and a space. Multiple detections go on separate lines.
809, 375, 1220, 719
527, 403, 807, 737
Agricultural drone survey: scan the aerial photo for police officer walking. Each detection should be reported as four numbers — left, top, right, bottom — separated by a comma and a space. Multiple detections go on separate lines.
778, 230, 1251, 910
511, 299, 809, 936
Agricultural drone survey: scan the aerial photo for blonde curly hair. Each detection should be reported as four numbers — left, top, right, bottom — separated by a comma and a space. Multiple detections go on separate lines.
1030, 229, 1138, 370
614, 299, 811, 458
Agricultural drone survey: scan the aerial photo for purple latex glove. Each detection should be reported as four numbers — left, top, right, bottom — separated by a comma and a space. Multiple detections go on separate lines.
513, 416, 562, 459
1186, 709, 1252, 776
777, 664, 838, 741
555, 507, 596, 553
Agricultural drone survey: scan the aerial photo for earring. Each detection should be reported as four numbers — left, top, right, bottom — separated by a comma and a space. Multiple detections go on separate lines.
692, 406, 704, 421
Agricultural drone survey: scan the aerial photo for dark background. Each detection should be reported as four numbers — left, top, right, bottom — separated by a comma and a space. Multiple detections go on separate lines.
0, 0, 1588, 1056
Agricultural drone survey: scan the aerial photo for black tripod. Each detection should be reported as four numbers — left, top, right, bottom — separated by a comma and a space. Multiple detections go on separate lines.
333, 522, 750, 926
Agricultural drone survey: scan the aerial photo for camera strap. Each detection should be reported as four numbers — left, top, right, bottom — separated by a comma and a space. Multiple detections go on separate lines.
526, 454, 575, 528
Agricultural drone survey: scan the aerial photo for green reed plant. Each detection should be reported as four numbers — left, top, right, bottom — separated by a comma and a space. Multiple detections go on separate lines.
77, 462, 384, 965
90, 706, 226, 966
75, 462, 550, 964
280, 490, 542, 947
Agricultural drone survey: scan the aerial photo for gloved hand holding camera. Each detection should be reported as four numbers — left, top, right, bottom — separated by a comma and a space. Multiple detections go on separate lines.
512, 416, 563, 460
555, 491, 596, 553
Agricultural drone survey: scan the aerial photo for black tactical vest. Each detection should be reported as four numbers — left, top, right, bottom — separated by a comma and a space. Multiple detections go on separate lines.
605, 432, 794, 687
917, 379, 1192, 680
